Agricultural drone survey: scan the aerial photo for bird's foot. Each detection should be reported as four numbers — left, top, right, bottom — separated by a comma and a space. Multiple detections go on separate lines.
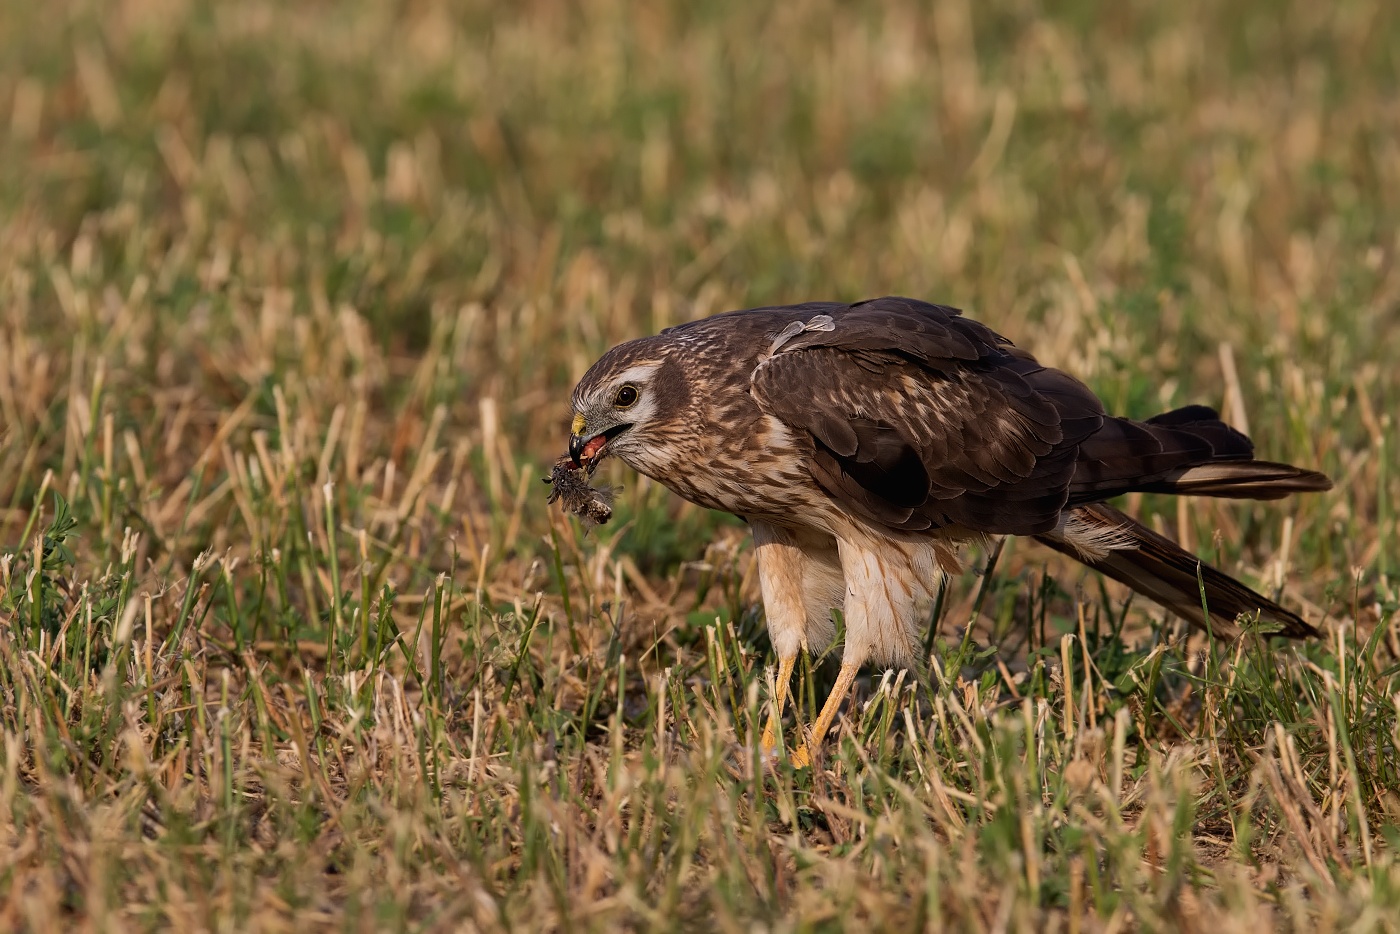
757, 728, 812, 771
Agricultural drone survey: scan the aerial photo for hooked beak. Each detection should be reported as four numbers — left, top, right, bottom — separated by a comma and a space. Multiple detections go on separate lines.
569, 413, 588, 467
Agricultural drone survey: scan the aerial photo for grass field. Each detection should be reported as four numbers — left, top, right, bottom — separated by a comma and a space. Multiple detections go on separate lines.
1, 0, 1397, 929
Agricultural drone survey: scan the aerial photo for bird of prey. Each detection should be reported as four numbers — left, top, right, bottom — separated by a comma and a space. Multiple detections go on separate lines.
566, 297, 1330, 765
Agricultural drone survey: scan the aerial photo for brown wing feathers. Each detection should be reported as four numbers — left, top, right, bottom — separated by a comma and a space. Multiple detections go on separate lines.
752, 299, 1106, 535
749, 296, 1329, 637
821, 417, 931, 510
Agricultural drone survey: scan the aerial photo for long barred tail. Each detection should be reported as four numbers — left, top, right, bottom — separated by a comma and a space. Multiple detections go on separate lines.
1035, 502, 1319, 639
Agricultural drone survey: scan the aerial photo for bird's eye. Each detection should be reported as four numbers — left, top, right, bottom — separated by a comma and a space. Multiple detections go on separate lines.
613, 385, 639, 408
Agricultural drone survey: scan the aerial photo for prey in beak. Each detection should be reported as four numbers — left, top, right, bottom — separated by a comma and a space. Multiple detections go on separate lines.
550, 412, 623, 527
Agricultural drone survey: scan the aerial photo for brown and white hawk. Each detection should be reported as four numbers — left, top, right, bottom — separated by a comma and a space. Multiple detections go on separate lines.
566, 297, 1330, 765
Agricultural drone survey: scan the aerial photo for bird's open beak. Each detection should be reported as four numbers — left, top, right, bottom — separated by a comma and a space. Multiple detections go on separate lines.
568, 413, 630, 469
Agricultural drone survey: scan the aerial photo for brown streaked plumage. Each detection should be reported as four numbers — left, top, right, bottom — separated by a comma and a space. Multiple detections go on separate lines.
565, 296, 1331, 765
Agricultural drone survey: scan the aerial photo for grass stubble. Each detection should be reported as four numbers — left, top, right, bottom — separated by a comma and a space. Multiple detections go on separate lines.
0, 0, 1398, 929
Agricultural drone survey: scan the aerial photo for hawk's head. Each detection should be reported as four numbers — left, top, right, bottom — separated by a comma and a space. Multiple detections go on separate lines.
568, 339, 694, 477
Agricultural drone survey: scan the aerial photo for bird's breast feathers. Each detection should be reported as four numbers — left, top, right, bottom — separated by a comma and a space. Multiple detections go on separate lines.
635, 412, 827, 521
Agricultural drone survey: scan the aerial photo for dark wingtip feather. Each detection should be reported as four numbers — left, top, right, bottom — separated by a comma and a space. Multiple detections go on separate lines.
1036, 504, 1321, 640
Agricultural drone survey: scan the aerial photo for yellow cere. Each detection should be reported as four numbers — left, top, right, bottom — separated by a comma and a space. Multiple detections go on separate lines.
572, 413, 587, 436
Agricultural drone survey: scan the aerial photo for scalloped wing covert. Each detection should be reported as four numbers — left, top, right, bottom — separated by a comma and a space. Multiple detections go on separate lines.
749, 299, 1107, 535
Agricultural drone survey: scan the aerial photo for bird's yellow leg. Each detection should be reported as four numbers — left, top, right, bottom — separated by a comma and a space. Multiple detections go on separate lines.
760, 654, 797, 757
790, 662, 860, 768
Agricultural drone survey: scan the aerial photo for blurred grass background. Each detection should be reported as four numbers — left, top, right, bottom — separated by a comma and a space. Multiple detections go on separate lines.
0, 0, 1397, 929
